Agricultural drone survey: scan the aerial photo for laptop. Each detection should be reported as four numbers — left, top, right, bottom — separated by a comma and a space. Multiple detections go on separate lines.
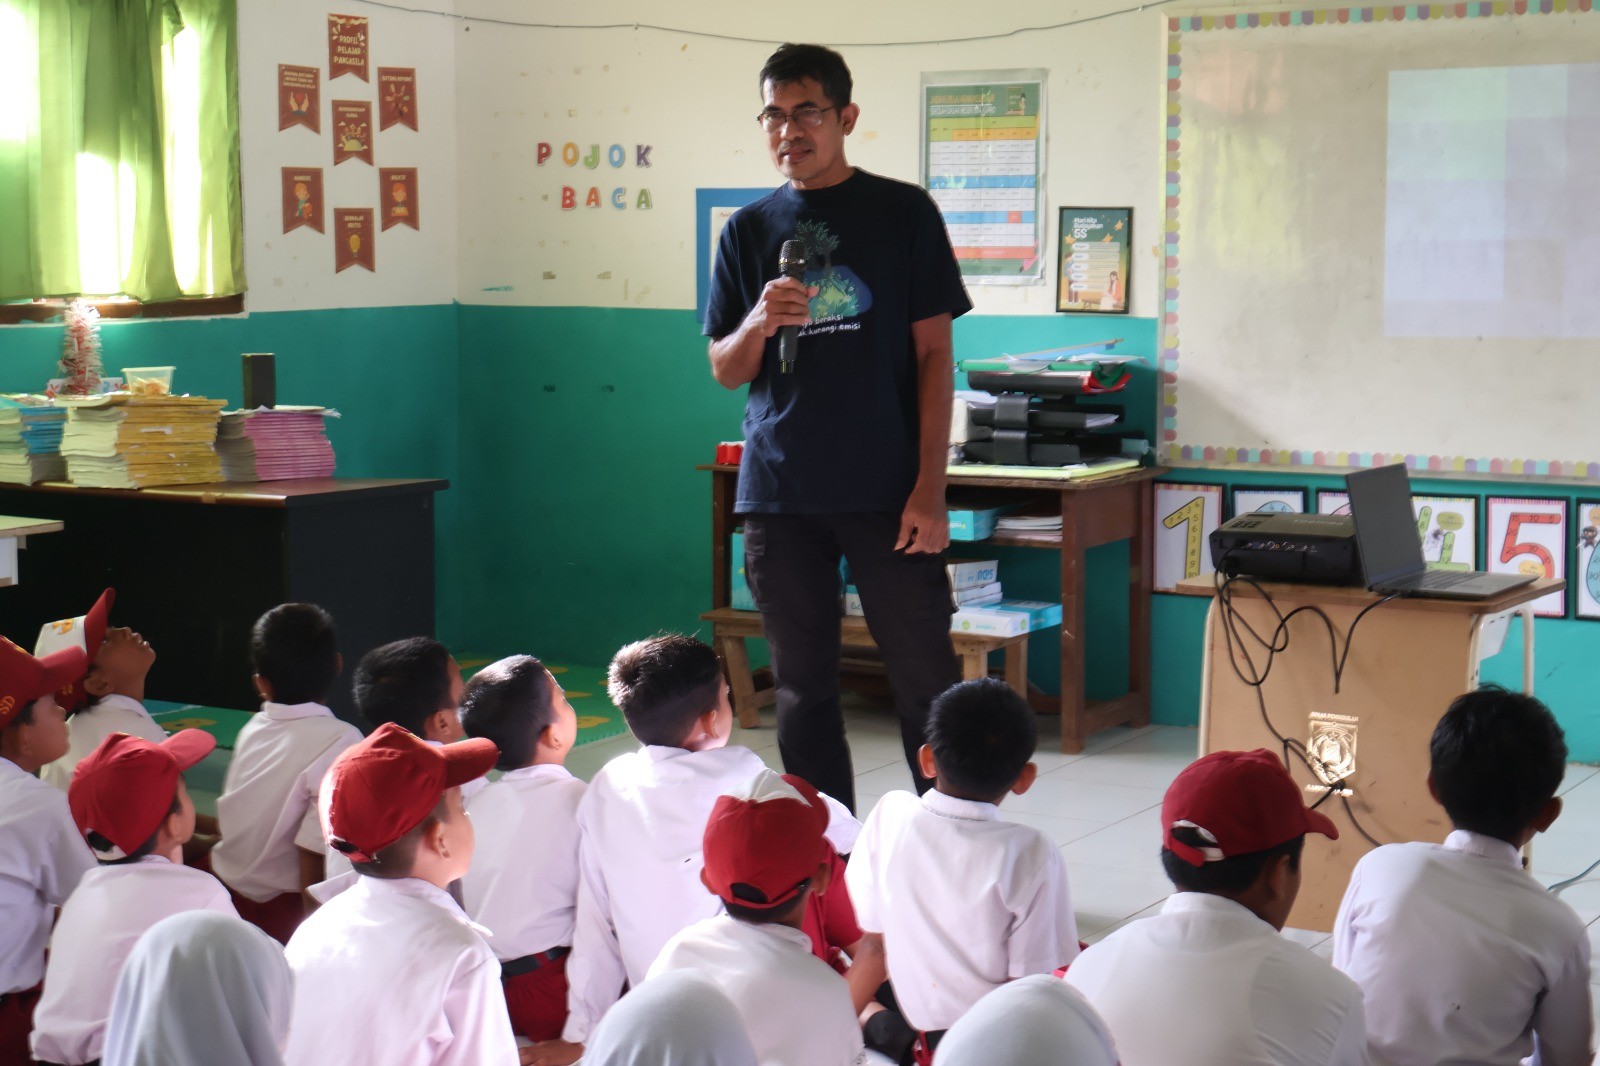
1346, 464, 1536, 599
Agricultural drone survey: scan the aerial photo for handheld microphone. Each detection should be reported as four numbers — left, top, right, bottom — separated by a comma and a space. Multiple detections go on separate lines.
778, 239, 806, 375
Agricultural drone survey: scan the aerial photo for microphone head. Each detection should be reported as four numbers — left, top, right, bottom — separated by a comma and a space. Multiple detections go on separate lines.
779, 239, 806, 277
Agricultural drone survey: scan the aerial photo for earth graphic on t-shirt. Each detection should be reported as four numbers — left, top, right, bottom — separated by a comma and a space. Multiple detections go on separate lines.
795, 219, 873, 322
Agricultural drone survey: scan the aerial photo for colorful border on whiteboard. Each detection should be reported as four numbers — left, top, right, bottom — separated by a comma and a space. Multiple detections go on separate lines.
1160, 2, 1599, 480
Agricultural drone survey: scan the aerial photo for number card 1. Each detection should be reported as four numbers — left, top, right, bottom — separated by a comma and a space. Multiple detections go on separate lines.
1154, 483, 1223, 593
1486, 497, 1567, 618
1573, 500, 1600, 621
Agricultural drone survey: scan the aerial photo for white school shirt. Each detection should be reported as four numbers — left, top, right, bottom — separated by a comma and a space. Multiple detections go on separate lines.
1332, 830, 1593, 1066
1065, 892, 1368, 1066
561, 744, 859, 1044
0, 758, 96, 995
844, 788, 1079, 1032
30, 855, 237, 1065
210, 702, 362, 902
464, 764, 586, 960
283, 876, 519, 1066
648, 915, 867, 1066
40, 695, 170, 791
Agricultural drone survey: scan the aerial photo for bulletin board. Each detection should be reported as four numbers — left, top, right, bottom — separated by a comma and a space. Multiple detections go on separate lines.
1160, 5, 1600, 479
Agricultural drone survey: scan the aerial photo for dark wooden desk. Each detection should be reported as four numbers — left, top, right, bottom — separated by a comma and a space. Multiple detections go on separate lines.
0, 478, 447, 723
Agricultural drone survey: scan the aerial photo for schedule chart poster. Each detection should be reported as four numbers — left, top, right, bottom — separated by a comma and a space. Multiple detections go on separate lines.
922, 71, 1046, 285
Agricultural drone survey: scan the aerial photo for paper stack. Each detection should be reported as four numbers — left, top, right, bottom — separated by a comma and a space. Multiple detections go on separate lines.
216, 407, 337, 482
61, 395, 227, 489
0, 396, 67, 485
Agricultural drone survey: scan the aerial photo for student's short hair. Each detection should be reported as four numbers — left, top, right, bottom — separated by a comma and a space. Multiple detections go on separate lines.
722, 879, 812, 925
607, 635, 723, 748
345, 797, 447, 880
925, 678, 1037, 797
250, 604, 339, 706
759, 43, 853, 108
353, 637, 453, 735
1160, 828, 1305, 895
86, 791, 185, 866
1429, 685, 1567, 844
460, 655, 554, 771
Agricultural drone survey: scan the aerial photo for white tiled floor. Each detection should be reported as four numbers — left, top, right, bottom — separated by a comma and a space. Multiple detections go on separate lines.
564, 694, 1600, 1030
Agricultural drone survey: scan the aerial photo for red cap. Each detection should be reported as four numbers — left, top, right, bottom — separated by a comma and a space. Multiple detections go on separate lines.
69, 729, 216, 860
702, 770, 831, 910
0, 638, 88, 730
1162, 749, 1339, 866
320, 722, 498, 863
35, 589, 115, 713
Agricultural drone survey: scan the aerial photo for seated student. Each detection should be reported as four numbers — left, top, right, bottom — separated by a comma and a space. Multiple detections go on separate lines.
543, 634, 858, 1060
211, 603, 361, 943
34, 589, 166, 791
584, 970, 758, 1066
31, 729, 236, 1066
353, 636, 469, 744
459, 654, 586, 1041
284, 722, 517, 1066
1333, 687, 1593, 1065
103, 910, 293, 1066
649, 770, 868, 1066
936, 975, 1118, 1066
1065, 748, 1366, 1066
845, 678, 1078, 1055
0, 639, 95, 1064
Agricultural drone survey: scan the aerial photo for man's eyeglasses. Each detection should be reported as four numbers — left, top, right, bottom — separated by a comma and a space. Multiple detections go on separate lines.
756, 106, 835, 132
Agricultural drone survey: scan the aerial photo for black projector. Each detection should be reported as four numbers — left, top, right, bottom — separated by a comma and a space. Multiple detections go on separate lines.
1209, 512, 1362, 584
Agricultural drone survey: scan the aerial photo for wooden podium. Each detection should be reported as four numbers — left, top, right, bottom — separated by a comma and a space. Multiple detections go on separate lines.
1175, 575, 1562, 932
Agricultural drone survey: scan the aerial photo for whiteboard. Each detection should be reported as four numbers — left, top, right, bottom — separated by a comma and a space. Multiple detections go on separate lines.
1161, 6, 1600, 479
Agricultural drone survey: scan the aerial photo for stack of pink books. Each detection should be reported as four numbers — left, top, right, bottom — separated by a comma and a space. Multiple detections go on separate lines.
216, 406, 337, 482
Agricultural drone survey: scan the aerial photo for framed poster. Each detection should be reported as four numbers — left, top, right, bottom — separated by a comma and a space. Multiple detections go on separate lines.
1231, 486, 1306, 519
1411, 495, 1478, 572
1316, 490, 1351, 516
1154, 483, 1223, 593
1486, 497, 1567, 618
1576, 500, 1600, 621
695, 188, 769, 325
1057, 207, 1131, 313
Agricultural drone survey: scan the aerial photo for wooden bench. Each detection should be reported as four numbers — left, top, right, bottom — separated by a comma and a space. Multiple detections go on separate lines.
700, 606, 1029, 729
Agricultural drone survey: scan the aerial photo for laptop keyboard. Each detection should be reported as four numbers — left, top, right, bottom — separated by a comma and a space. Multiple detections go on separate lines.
1408, 569, 1479, 590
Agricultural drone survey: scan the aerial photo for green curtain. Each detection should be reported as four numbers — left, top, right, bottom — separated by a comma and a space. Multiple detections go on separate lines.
0, 0, 242, 303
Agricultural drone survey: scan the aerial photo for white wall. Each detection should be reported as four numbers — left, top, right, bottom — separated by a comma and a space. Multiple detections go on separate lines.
453, 0, 1165, 318
237, 0, 459, 312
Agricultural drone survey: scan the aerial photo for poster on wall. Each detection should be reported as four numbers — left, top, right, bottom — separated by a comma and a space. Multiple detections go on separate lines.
1057, 208, 1131, 314
332, 101, 374, 165
277, 65, 320, 132
378, 67, 418, 131
1411, 496, 1478, 572
1316, 490, 1351, 516
1230, 487, 1305, 518
380, 168, 418, 230
328, 14, 369, 82
1154, 483, 1223, 593
334, 208, 375, 272
694, 188, 769, 325
921, 70, 1046, 286
281, 168, 324, 234
1576, 500, 1600, 621
1486, 497, 1567, 617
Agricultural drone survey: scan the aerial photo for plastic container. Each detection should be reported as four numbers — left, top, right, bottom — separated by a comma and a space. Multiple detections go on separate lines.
122, 366, 175, 397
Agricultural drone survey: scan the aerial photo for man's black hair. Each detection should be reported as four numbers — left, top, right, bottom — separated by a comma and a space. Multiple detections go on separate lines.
354, 637, 453, 735
607, 634, 723, 748
86, 791, 185, 866
1429, 684, 1567, 844
343, 797, 447, 881
759, 43, 853, 108
723, 878, 812, 925
461, 655, 554, 771
925, 678, 1037, 798
250, 603, 339, 706
1160, 828, 1305, 895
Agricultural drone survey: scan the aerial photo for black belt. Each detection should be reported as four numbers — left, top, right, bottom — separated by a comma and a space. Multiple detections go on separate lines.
501, 946, 571, 979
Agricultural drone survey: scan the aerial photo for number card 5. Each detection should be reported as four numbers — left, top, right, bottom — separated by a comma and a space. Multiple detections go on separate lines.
1486, 497, 1568, 618
1154, 483, 1224, 593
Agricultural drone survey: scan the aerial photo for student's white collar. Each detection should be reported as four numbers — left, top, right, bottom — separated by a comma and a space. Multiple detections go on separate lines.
1443, 829, 1523, 870
350, 876, 494, 939
921, 787, 1001, 821
260, 701, 333, 721
498, 763, 574, 783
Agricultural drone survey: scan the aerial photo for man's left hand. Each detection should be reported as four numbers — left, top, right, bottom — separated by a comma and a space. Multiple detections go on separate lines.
895, 482, 949, 554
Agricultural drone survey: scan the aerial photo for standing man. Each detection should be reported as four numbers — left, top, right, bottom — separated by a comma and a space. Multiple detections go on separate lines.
706, 43, 972, 809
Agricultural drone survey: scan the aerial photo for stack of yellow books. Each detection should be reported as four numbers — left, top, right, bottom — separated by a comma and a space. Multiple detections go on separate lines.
61, 395, 228, 489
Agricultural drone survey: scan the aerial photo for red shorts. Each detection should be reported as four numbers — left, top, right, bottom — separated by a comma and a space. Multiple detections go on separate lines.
230, 889, 306, 946
0, 983, 42, 1065
502, 954, 569, 1042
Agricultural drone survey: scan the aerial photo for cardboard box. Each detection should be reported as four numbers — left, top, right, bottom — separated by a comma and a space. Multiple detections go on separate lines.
730, 532, 756, 612
950, 599, 1063, 637
946, 558, 1000, 591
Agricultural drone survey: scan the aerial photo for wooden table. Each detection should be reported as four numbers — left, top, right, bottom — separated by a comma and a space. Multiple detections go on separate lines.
701, 464, 1164, 752
0, 478, 447, 723
0, 515, 64, 588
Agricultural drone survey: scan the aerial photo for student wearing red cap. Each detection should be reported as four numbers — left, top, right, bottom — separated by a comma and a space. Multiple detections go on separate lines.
648, 769, 868, 1066
0, 638, 95, 1064
31, 729, 235, 1066
34, 590, 166, 792
1065, 748, 1367, 1066
283, 722, 518, 1066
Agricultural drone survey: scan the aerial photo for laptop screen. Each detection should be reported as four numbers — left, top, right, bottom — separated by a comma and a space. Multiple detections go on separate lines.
1346, 464, 1426, 586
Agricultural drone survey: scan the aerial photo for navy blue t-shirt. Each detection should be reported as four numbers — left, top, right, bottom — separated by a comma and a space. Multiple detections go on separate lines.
705, 169, 972, 514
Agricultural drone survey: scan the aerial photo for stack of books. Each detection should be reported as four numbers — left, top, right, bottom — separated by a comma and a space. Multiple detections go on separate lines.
61, 396, 227, 489
844, 558, 1004, 618
0, 396, 67, 485
216, 407, 336, 482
